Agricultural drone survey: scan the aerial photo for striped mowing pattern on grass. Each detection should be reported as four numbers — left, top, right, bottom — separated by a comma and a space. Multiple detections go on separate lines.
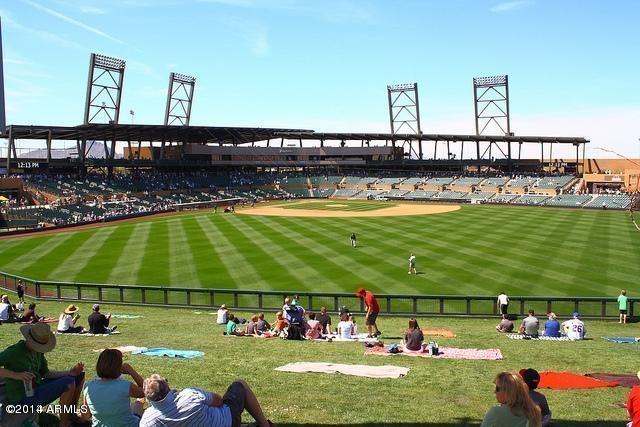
0, 204, 639, 297
281, 201, 394, 211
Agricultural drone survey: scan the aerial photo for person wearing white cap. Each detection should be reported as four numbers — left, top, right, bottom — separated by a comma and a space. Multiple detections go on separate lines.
0, 322, 85, 426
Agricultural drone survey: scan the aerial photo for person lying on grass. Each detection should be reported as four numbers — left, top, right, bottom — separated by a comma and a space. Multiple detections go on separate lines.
82, 348, 145, 426
139, 374, 274, 427
0, 322, 85, 427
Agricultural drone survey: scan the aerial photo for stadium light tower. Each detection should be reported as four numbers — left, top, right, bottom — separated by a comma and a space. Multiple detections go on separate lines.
84, 53, 126, 124
164, 72, 196, 126
387, 83, 423, 159
473, 75, 513, 165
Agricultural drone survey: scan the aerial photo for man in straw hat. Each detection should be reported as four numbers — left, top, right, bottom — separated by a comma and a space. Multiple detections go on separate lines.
0, 322, 85, 426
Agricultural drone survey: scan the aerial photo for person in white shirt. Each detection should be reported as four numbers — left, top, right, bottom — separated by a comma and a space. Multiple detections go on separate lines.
337, 313, 355, 339
497, 292, 509, 315
57, 304, 85, 333
408, 253, 417, 274
561, 312, 586, 340
216, 304, 228, 325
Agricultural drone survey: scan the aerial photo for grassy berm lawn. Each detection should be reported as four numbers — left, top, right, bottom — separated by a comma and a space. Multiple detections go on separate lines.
0, 299, 635, 426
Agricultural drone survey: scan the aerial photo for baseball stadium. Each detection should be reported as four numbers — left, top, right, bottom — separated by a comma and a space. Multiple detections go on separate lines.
1, 3, 640, 427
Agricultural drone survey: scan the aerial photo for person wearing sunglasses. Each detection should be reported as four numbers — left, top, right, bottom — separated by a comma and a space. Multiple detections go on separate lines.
481, 372, 542, 427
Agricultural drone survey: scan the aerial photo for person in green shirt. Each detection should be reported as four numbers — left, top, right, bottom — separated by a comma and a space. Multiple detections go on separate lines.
0, 322, 85, 427
481, 372, 542, 427
618, 289, 629, 324
225, 313, 244, 336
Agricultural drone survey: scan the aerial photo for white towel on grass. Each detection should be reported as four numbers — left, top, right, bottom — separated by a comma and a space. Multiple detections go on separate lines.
275, 362, 409, 379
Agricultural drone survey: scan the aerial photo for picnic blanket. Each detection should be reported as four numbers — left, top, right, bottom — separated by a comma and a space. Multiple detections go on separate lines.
54, 331, 121, 337
365, 345, 503, 360
423, 328, 456, 338
110, 314, 142, 319
93, 346, 148, 353
132, 347, 204, 359
312, 333, 379, 343
275, 362, 409, 379
506, 333, 571, 341
603, 337, 639, 344
585, 373, 640, 388
539, 372, 620, 389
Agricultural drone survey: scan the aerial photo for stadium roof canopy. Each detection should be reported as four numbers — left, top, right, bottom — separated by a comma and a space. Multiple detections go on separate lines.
2, 124, 313, 145
2, 124, 588, 145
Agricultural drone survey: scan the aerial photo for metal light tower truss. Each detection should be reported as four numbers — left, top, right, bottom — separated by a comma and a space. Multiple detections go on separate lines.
164, 72, 196, 126
473, 75, 512, 163
84, 53, 126, 124
387, 83, 422, 158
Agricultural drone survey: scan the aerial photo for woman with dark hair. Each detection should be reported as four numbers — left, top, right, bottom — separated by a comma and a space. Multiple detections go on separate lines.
83, 348, 145, 426
481, 372, 542, 427
402, 318, 424, 351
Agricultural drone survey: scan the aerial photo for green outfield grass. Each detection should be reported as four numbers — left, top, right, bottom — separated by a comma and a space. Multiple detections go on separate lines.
282, 200, 394, 211
0, 300, 633, 426
0, 203, 639, 297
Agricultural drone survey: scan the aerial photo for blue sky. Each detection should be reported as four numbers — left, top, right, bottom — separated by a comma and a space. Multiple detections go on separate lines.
1, 0, 639, 157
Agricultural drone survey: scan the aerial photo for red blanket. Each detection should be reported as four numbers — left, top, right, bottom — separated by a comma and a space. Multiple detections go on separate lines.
539, 372, 620, 389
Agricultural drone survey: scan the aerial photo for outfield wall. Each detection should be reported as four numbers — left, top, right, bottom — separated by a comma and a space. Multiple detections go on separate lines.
0, 271, 632, 320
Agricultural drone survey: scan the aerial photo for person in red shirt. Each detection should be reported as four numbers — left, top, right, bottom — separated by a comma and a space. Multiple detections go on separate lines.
627, 375, 640, 427
356, 287, 381, 338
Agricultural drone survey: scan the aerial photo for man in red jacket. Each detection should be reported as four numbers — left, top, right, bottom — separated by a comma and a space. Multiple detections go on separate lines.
356, 287, 381, 338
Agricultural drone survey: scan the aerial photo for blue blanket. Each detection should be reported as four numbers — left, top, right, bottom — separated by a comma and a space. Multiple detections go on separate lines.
132, 347, 204, 358
603, 337, 639, 344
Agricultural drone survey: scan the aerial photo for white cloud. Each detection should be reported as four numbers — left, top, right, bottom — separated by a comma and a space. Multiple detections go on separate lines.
23, 0, 124, 44
490, 1, 532, 13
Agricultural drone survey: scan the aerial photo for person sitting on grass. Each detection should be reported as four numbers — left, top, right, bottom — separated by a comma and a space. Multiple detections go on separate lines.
245, 315, 259, 335
57, 304, 85, 334
256, 312, 270, 335
519, 368, 552, 426
316, 306, 332, 336
518, 309, 539, 338
561, 312, 586, 340
139, 374, 274, 427
349, 314, 358, 337
88, 304, 117, 334
496, 314, 514, 333
21, 303, 45, 324
0, 322, 86, 427
225, 314, 245, 336
541, 313, 560, 337
337, 313, 355, 339
0, 294, 18, 323
272, 311, 288, 335
305, 312, 323, 340
481, 371, 542, 427
403, 318, 424, 351
82, 348, 145, 426
216, 304, 229, 325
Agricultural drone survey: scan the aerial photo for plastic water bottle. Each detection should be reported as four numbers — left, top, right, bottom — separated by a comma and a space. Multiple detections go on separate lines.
24, 379, 34, 398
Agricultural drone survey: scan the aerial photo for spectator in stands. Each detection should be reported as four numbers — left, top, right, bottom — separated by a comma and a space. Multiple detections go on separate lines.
88, 304, 116, 334
519, 310, 539, 338
618, 290, 629, 324
225, 314, 244, 336
16, 280, 26, 305
245, 315, 259, 335
481, 372, 542, 427
356, 287, 381, 338
561, 312, 586, 340
256, 312, 270, 335
626, 371, 640, 427
0, 294, 18, 323
82, 349, 144, 426
495, 314, 514, 333
337, 313, 355, 339
497, 292, 509, 315
316, 306, 332, 335
403, 318, 424, 351
217, 304, 229, 325
57, 304, 85, 334
519, 368, 552, 426
139, 374, 273, 427
305, 312, 323, 340
21, 303, 44, 323
542, 313, 560, 337
272, 311, 287, 335
0, 322, 85, 427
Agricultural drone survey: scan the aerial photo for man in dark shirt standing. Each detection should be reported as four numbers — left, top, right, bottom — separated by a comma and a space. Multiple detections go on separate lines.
88, 304, 116, 334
